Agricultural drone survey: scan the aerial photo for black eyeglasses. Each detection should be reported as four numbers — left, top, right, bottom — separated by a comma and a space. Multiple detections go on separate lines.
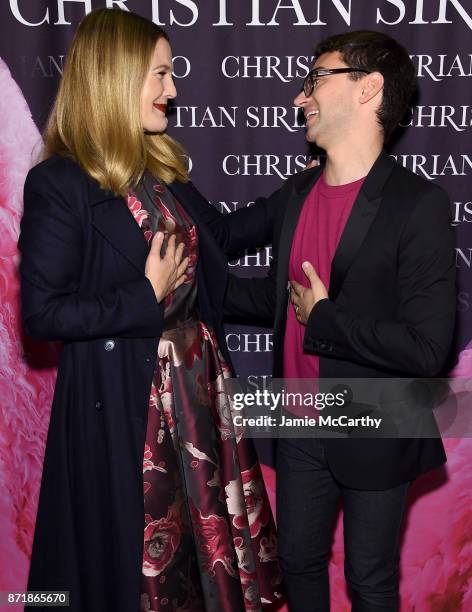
302, 67, 371, 97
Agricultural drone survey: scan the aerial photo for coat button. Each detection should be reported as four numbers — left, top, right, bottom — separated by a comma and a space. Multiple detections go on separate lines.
104, 340, 115, 351
95, 401, 102, 410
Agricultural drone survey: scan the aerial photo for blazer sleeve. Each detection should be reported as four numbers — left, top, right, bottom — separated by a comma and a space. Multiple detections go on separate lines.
224, 273, 276, 326
303, 186, 456, 376
19, 171, 164, 342
223, 181, 287, 324
183, 181, 277, 255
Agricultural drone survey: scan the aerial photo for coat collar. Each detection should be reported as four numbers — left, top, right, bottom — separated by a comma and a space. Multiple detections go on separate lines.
275, 164, 323, 332
88, 175, 149, 273
357, 149, 396, 201
87, 175, 117, 206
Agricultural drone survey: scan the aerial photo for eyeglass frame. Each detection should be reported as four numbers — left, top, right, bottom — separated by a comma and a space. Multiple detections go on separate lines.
302, 67, 372, 97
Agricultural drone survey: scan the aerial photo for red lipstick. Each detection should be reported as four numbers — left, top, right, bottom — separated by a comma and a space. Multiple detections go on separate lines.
153, 103, 167, 113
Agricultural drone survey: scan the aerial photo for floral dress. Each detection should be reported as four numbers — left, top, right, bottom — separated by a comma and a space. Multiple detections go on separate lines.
126, 173, 282, 612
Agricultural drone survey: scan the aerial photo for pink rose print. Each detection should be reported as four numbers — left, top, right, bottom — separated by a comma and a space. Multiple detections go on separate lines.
189, 501, 237, 577
154, 197, 174, 222
160, 394, 176, 437
143, 443, 167, 474
241, 465, 270, 538
225, 464, 270, 538
159, 379, 177, 436
240, 571, 262, 611
258, 533, 278, 563
183, 332, 203, 371
185, 224, 198, 280
140, 592, 153, 612
142, 510, 182, 577
233, 536, 254, 574
211, 380, 244, 442
149, 370, 176, 435
220, 356, 232, 378
143, 444, 154, 472
195, 373, 215, 410
127, 195, 149, 227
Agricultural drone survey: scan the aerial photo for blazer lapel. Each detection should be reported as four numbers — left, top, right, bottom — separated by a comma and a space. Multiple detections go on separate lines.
275, 165, 323, 328
88, 178, 149, 273
329, 151, 396, 301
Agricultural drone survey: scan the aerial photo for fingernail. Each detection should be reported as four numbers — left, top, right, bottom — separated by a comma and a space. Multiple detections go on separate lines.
302, 261, 309, 268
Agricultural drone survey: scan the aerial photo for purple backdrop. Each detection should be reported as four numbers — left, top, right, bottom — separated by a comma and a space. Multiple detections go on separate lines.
1, 1, 471, 609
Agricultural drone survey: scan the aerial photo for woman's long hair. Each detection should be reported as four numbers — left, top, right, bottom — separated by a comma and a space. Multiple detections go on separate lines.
44, 8, 188, 195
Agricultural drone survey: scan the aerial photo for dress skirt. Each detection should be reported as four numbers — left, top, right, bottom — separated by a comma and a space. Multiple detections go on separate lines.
126, 174, 282, 612
140, 320, 281, 611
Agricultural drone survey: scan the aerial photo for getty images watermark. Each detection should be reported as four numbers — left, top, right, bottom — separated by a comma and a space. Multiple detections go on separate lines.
231, 387, 382, 430
222, 378, 472, 439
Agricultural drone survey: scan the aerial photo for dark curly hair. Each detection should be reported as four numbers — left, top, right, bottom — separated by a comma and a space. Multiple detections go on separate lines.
314, 30, 416, 142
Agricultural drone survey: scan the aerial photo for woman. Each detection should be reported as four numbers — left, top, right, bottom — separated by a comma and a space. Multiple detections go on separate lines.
20, 8, 281, 612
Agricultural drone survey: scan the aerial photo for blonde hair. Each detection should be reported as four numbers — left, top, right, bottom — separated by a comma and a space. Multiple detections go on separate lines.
44, 8, 188, 195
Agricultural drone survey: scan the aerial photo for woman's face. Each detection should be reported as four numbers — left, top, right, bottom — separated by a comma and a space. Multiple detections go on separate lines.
140, 38, 176, 133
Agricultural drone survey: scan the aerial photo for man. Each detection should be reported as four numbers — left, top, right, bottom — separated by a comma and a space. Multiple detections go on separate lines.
225, 31, 456, 611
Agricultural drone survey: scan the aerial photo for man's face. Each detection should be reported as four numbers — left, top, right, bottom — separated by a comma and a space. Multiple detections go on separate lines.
294, 51, 362, 149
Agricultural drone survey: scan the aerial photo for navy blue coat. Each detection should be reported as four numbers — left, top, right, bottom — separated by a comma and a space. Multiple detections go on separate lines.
19, 155, 274, 611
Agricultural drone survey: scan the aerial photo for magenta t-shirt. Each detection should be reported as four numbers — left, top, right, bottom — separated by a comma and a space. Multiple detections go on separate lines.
283, 173, 365, 379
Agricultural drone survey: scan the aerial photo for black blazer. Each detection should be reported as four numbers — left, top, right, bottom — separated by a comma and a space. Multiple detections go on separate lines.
19, 154, 274, 611
225, 151, 456, 490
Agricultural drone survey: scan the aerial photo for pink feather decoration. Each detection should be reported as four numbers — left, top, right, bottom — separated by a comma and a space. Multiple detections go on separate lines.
0, 58, 58, 602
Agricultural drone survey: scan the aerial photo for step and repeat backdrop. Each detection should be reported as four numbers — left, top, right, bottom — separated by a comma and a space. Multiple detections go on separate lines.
1, 1, 471, 609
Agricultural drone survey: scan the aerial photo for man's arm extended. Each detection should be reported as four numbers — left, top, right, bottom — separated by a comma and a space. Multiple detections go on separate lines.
224, 272, 277, 326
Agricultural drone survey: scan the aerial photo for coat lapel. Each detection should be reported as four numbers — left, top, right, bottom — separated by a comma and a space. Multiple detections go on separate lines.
328, 151, 396, 301
275, 165, 323, 329
88, 178, 150, 273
